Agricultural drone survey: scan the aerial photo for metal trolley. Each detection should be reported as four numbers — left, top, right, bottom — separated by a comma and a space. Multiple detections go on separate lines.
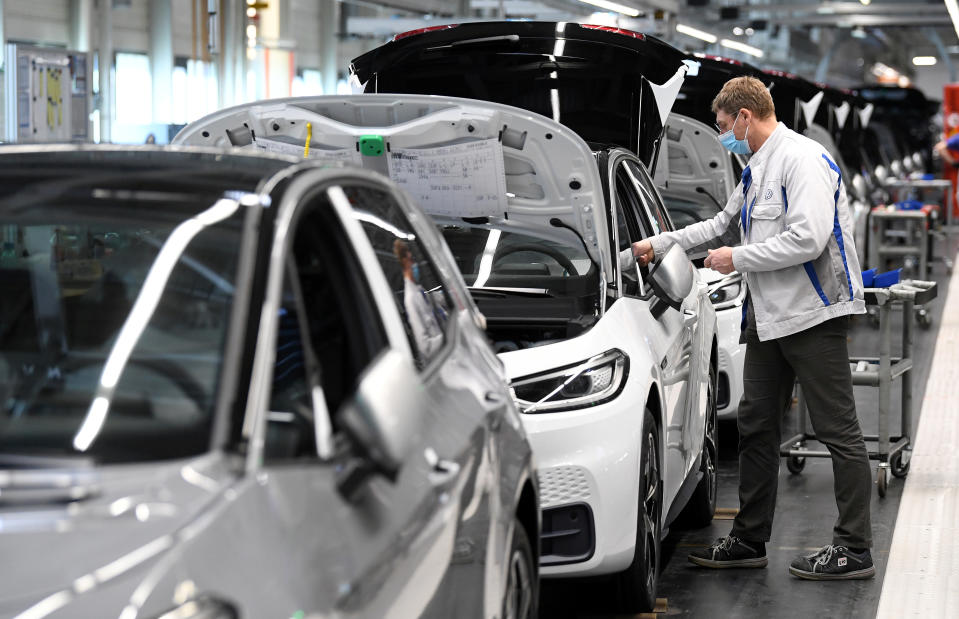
867, 208, 943, 328
780, 280, 938, 497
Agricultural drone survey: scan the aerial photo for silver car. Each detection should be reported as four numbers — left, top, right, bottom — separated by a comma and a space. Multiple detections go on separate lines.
0, 146, 538, 619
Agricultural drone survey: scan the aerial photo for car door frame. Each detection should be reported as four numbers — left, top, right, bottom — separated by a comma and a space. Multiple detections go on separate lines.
626, 156, 711, 480
239, 166, 462, 617
605, 148, 694, 510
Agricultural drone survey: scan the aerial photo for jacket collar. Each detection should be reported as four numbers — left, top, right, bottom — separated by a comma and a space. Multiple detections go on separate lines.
746, 122, 788, 169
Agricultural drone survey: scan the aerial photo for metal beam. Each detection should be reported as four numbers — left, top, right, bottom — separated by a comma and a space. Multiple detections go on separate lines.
98, 0, 113, 142
723, 2, 948, 16
927, 27, 957, 83
769, 15, 951, 27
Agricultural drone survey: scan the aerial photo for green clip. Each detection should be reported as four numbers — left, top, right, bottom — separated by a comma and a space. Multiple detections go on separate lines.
359, 135, 385, 156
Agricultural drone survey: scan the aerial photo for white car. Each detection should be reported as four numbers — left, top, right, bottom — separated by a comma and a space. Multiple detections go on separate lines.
174, 88, 719, 613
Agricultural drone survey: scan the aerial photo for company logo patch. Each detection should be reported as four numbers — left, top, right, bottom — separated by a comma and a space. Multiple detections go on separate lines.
838, 557, 847, 567
764, 188, 774, 200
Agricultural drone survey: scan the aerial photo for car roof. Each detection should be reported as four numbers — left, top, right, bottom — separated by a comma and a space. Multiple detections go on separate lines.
0, 145, 297, 214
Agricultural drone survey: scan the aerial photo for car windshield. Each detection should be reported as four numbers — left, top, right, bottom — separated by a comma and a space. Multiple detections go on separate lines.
0, 198, 245, 464
438, 223, 596, 294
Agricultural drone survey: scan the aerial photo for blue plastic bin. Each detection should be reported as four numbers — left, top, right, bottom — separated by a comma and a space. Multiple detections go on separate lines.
873, 268, 902, 288
861, 268, 877, 287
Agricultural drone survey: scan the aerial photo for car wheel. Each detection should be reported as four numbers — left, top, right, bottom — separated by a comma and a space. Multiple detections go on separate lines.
502, 517, 537, 619
678, 361, 719, 528
613, 408, 661, 613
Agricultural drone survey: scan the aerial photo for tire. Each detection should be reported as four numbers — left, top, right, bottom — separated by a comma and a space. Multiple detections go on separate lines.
677, 361, 719, 528
786, 456, 806, 475
891, 452, 910, 479
502, 516, 537, 619
613, 408, 661, 613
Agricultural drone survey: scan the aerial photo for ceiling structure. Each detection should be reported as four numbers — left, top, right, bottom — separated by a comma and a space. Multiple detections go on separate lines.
340, 0, 958, 91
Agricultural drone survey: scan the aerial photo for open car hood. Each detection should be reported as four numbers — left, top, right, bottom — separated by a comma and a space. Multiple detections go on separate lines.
350, 21, 690, 167
173, 94, 612, 278
674, 54, 765, 127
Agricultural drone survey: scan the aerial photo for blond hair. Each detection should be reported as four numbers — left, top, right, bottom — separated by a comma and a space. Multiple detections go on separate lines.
711, 76, 775, 120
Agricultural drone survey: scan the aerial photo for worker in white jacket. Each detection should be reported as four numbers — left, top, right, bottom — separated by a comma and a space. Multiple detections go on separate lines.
631, 76, 874, 581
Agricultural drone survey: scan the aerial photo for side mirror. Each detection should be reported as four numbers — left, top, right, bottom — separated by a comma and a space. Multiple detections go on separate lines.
648, 244, 694, 319
337, 349, 425, 501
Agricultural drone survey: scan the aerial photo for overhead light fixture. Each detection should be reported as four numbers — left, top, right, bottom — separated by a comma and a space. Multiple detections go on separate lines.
745, 27, 755, 35
860, 0, 871, 5
578, 0, 640, 17
947, 0, 959, 42
720, 38, 764, 58
732, 26, 744, 35
676, 23, 718, 43
913, 56, 938, 66
851, 27, 867, 39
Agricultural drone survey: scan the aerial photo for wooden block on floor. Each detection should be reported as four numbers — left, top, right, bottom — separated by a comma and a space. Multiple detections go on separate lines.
714, 507, 740, 520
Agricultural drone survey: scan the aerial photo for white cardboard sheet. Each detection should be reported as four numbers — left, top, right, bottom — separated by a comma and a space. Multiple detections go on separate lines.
254, 137, 362, 165
387, 138, 508, 218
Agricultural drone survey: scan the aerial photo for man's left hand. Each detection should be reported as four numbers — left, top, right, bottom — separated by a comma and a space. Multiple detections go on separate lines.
705, 247, 735, 274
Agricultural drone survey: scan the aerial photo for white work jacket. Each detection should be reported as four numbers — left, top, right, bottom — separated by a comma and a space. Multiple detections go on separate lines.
650, 122, 865, 341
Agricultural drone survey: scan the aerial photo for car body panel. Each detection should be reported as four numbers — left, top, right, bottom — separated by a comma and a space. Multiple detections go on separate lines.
173, 94, 613, 285
349, 21, 690, 166
0, 148, 536, 619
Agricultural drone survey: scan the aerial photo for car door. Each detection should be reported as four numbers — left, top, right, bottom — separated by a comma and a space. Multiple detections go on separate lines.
241, 169, 469, 618
627, 158, 710, 479
608, 153, 692, 508
338, 178, 511, 618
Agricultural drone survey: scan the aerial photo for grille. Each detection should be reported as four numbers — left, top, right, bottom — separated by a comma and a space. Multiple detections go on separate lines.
538, 465, 591, 508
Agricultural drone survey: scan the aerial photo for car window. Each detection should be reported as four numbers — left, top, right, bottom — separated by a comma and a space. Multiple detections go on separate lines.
0, 204, 244, 463
614, 162, 647, 295
266, 192, 388, 462
626, 160, 673, 233
342, 186, 453, 370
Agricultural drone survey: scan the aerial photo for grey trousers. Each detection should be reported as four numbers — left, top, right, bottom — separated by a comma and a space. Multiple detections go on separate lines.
729, 315, 873, 548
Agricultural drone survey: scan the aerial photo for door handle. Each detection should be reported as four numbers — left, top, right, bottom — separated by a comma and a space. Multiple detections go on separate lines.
425, 447, 461, 489
484, 390, 504, 406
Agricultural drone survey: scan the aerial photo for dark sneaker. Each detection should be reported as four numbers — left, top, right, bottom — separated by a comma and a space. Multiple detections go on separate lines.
688, 536, 768, 568
789, 545, 876, 580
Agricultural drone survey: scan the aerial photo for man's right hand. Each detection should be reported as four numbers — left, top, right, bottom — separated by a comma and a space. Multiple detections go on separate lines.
631, 240, 655, 267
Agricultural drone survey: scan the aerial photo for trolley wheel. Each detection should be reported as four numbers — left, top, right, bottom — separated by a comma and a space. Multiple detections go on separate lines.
916, 309, 932, 329
786, 456, 806, 475
891, 452, 910, 478
867, 308, 880, 328
877, 467, 890, 498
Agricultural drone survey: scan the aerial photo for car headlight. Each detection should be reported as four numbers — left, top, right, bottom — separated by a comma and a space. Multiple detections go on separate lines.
510, 349, 628, 414
707, 274, 745, 309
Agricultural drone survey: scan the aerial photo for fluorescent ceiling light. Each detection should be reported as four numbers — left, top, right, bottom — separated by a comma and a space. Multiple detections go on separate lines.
676, 23, 717, 43
579, 0, 640, 17
860, 0, 871, 5
913, 56, 938, 66
720, 39, 764, 58
947, 0, 959, 41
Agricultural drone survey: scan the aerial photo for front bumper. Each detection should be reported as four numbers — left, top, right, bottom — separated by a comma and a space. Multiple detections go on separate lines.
523, 399, 644, 577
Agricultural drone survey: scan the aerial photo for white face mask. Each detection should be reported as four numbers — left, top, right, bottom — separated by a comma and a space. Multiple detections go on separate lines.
718, 112, 752, 155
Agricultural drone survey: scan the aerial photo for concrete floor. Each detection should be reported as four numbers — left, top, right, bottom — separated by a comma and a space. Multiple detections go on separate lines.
540, 233, 958, 618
